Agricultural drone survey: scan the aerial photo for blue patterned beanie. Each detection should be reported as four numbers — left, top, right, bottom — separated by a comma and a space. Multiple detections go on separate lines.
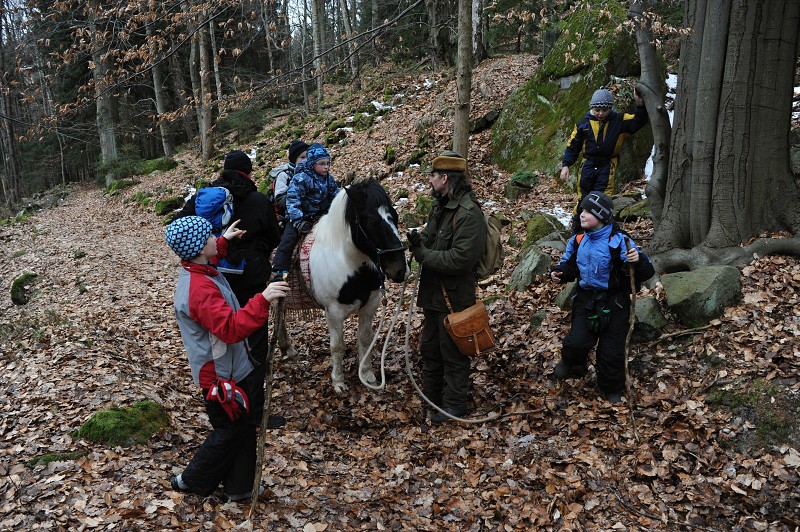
305, 143, 331, 167
590, 87, 614, 109
165, 216, 213, 260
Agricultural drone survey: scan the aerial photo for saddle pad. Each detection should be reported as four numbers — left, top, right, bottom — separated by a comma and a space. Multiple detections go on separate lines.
283, 230, 323, 310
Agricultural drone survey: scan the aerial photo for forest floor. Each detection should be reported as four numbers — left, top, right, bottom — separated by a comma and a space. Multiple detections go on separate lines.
1, 54, 799, 530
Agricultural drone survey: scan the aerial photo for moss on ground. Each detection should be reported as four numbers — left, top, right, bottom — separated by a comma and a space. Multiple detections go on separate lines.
73, 401, 170, 447
27, 451, 87, 467
707, 380, 800, 453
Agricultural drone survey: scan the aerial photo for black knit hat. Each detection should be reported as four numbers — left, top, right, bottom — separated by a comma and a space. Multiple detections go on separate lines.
223, 150, 253, 175
580, 192, 614, 224
288, 140, 309, 164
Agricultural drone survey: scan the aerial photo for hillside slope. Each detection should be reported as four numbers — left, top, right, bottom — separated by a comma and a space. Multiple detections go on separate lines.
1, 56, 798, 530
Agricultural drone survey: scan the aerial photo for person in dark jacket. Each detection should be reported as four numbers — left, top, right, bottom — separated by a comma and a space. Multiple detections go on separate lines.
164, 215, 289, 501
407, 152, 487, 423
173, 149, 284, 427
271, 143, 339, 279
549, 192, 655, 404
559, 87, 648, 233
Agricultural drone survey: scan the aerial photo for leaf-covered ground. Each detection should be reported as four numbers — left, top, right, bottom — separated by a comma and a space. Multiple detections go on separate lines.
1, 55, 799, 530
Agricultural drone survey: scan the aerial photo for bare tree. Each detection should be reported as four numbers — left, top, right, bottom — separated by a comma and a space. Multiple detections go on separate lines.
311, 0, 326, 109
87, 0, 119, 185
452, 0, 472, 157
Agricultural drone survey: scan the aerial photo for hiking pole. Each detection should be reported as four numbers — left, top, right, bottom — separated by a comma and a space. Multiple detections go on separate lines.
248, 296, 285, 519
623, 237, 639, 442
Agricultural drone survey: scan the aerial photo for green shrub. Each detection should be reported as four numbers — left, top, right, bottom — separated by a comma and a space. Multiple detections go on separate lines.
73, 401, 170, 447
154, 196, 184, 216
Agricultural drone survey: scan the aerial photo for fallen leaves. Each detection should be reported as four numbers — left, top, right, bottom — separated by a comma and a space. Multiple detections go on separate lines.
0, 56, 799, 531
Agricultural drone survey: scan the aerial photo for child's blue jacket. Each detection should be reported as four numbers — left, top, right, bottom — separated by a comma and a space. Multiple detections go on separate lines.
557, 224, 639, 291
285, 161, 339, 224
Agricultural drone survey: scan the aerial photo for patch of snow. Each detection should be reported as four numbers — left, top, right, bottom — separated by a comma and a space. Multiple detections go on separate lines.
644, 73, 678, 180
371, 101, 395, 112
542, 204, 574, 228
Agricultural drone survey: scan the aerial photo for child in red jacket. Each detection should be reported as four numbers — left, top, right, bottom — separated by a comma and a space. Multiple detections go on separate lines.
164, 216, 289, 502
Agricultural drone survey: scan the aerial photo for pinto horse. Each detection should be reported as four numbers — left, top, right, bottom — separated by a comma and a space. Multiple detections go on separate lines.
275, 178, 409, 393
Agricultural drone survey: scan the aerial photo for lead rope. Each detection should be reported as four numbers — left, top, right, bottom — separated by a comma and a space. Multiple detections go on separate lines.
359, 266, 542, 422
357, 274, 409, 391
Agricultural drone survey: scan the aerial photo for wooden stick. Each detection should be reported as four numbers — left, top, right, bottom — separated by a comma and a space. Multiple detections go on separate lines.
623, 237, 639, 442
248, 297, 285, 519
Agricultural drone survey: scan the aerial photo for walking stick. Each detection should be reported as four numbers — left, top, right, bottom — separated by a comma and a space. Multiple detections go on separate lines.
248, 296, 285, 519
623, 237, 639, 442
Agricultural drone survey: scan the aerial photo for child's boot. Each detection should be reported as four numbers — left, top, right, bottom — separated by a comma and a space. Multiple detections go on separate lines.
552, 360, 588, 380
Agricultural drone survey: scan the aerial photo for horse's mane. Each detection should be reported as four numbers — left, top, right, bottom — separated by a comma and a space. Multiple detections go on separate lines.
313, 187, 353, 250
314, 179, 391, 252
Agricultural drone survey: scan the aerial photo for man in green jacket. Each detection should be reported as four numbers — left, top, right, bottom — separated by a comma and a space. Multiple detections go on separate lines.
407, 152, 487, 423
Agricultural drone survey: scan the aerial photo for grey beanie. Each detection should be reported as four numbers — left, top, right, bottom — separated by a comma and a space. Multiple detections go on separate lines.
165, 216, 213, 260
590, 87, 614, 109
580, 192, 614, 224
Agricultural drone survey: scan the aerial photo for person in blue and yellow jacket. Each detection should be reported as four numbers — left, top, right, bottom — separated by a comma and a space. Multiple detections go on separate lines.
559, 86, 648, 233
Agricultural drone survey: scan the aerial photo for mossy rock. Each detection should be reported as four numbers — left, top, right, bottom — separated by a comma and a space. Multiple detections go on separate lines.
403, 211, 423, 229
105, 178, 138, 195
154, 196, 184, 216
139, 157, 178, 174
407, 150, 427, 166
618, 198, 651, 221
529, 310, 548, 331
11, 272, 38, 305
73, 401, 170, 447
491, 0, 662, 189
523, 213, 565, 249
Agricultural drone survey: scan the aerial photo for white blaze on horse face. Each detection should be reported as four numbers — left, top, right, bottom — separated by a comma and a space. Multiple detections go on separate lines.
378, 205, 401, 240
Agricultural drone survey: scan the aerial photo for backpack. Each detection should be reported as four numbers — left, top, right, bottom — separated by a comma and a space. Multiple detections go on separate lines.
194, 186, 246, 275
475, 213, 504, 281
268, 164, 293, 217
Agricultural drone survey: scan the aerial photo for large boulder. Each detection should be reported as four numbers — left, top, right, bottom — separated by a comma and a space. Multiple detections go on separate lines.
555, 281, 578, 311
508, 247, 551, 291
523, 212, 566, 249
491, 0, 660, 189
631, 296, 668, 343
661, 266, 742, 327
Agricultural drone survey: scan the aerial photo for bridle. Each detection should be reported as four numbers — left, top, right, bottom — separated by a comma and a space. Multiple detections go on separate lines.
344, 185, 407, 283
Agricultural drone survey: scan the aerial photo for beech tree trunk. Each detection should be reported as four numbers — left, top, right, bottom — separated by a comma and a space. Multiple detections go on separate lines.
312, 0, 325, 110
630, 1, 669, 223
645, 0, 800, 269
146, 15, 174, 157
0, 0, 20, 206
87, 0, 119, 186
452, 0, 472, 157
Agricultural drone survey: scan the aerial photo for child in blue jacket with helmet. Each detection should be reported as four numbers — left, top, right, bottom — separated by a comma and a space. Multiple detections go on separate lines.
271, 143, 339, 279
549, 192, 655, 404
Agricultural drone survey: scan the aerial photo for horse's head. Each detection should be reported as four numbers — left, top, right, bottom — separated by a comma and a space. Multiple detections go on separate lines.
344, 178, 410, 283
